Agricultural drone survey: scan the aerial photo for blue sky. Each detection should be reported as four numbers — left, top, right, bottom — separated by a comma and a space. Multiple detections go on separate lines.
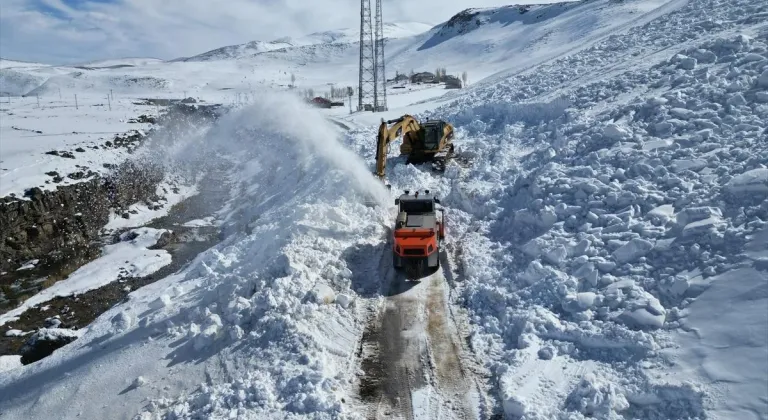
1, 0, 521, 64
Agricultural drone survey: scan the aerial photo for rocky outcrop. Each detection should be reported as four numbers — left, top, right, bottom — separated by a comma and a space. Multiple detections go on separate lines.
0, 102, 225, 275
19, 318, 83, 364
0, 160, 164, 273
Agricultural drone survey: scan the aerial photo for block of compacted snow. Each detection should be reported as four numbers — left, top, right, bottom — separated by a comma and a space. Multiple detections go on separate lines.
617, 291, 666, 329
725, 168, 768, 194
758, 69, 768, 87
603, 123, 630, 140
612, 239, 654, 263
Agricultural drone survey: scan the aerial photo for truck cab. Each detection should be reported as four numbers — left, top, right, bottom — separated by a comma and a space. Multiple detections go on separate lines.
392, 190, 445, 277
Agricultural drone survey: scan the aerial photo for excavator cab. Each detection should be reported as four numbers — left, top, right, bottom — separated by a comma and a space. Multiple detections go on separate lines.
421, 120, 445, 150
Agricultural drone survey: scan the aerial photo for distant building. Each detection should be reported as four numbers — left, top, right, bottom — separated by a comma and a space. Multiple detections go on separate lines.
443, 75, 463, 89
308, 97, 343, 108
389, 73, 409, 84
410, 72, 435, 84
309, 97, 332, 108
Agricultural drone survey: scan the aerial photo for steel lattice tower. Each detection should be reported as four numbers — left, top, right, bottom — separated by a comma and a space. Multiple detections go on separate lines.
358, 0, 387, 112
358, 0, 375, 111
373, 0, 387, 111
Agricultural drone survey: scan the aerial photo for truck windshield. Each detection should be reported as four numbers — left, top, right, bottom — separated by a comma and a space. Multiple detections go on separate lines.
400, 200, 433, 213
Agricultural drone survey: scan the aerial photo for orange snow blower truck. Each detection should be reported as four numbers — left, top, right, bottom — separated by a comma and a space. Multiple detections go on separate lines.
392, 189, 445, 278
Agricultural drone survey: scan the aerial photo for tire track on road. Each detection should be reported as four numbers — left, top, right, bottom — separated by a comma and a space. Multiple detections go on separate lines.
353, 243, 483, 419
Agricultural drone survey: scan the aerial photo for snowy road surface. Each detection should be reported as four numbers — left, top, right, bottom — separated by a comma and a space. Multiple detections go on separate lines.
351, 239, 483, 419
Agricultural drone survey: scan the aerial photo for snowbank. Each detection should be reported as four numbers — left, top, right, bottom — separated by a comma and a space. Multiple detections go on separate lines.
666, 268, 768, 420
0, 356, 22, 373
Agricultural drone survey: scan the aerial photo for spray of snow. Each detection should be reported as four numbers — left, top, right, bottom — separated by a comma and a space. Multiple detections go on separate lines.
207, 92, 390, 207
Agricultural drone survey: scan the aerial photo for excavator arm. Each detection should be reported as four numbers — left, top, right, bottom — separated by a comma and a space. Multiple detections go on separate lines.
374, 115, 421, 179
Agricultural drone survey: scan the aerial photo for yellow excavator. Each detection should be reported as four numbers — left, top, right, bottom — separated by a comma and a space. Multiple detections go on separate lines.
374, 115, 455, 180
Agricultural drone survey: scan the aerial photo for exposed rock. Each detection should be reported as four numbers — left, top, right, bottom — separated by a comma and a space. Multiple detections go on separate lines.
19, 327, 82, 364
0, 161, 164, 273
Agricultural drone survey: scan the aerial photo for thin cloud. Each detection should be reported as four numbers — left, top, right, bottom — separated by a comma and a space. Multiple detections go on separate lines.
1, 0, 556, 64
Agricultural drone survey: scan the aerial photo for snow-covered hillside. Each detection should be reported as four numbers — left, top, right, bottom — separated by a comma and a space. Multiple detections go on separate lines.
73, 58, 165, 69
1, 0, 767, 419
0, 0, 680, 101
179, 21, 434, 62
0, 59, 48, 69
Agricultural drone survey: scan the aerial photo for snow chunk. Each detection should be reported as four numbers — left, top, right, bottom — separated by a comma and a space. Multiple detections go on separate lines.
148, 295, 172, 310
311, 284, 336, 304
725, 168, 768, 194
676, 206, 722, 227
335, 293, 351, 309
502, 393, 528, 417
110, 311, 134, 332
647, 204, 675, 223
562, 292, 598, 312
678, 56, 697, 70
618, 291, 666, 329
16, 259, 39, 271
538, 346, 555, 360
612, 239, 654, 264
193, 313, 224, 351
758, 69, 768, 87
132, 376, 147, 388
682, 216, 726, 239
566, 372, 629, 416
603, 123, 631, 140
4, 329, 25, 337
727, 93, 747, 106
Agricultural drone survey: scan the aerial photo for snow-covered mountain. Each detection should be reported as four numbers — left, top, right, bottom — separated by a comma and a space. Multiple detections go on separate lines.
177, 21, 435, 62
0, 58, 50, 69
0, 0, 680, 99
1, 0, 767, 419
72, 58, 165, 68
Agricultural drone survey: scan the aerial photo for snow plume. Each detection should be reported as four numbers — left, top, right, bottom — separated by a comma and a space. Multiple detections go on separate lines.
209, 91, 390, 206
140, 91, 390, 210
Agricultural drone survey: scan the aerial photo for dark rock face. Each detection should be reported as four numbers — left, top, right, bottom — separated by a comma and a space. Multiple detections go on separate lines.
0, 160, 164, 273
0, 102, 225, 276
19, 327, 81, 364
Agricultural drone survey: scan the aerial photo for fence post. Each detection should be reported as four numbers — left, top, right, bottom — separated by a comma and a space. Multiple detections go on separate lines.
36, 94, 40, 108
75, 94, 78, 110
107, 94, 112, 111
